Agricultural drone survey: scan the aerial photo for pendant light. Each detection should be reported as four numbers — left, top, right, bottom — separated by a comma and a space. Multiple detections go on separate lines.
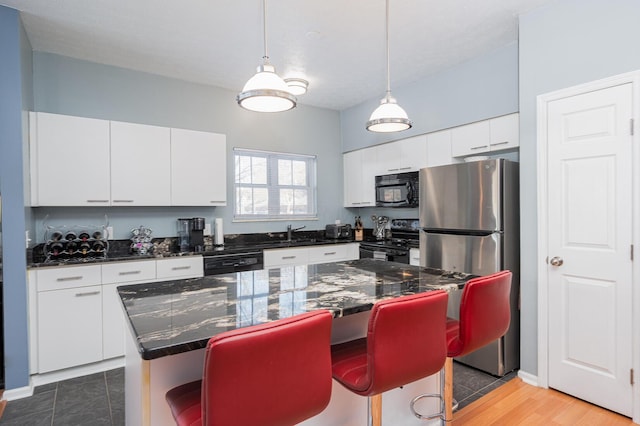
366, 0, 412, 132
237, 0, 296, 112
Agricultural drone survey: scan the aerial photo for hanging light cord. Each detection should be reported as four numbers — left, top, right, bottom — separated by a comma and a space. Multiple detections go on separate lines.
262, 0, 269, 62
385, 0, 391, 98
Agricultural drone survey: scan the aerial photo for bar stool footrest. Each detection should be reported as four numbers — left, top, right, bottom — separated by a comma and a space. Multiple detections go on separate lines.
410, 393, 445, 421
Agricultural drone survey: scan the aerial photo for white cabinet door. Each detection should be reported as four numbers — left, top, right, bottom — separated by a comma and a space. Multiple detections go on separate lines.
27, 270, 39, 374
171, 128, 227, 206
37, 284, 103, 373
375, 136, 428, 174
102, 283, 126, 359
451, 120, 491, 157
264, 247, 310, 268
156, 256, 203, 280
308, 243, 359, 265
426, 130, 457, 167
343, 150, 361, 206
31, 112, 110, 206
489, 113, 519, 152
110, 121, 171, 206
359, 147, 377, 206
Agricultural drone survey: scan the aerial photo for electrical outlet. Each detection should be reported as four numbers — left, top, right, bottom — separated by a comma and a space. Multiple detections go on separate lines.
106, 226, 114, 239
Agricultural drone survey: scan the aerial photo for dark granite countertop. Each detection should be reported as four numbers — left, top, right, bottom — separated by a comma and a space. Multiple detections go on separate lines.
118, 259, 472, 360
28, 230, 362, 268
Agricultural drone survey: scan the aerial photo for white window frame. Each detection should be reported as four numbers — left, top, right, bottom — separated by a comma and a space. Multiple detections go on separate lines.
233, 148, 318, 221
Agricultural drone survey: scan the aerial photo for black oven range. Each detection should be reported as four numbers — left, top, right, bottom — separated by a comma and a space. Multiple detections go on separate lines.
359, 219, 419, 264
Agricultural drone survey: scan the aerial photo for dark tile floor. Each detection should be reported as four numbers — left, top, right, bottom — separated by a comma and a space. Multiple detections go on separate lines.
0, 363, 515, 425
0, 368, 123, 426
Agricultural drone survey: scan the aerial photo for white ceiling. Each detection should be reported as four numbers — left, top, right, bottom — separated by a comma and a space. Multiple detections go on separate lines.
1, 0, 554, 111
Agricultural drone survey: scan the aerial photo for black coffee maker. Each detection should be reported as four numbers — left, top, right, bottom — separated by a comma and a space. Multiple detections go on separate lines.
178, 217, 205, 252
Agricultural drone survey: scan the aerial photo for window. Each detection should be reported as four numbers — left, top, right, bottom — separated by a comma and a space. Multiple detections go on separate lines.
234, 148, 317, 220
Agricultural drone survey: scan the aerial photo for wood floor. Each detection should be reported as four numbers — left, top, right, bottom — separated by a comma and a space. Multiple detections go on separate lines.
452, 378, 634, 425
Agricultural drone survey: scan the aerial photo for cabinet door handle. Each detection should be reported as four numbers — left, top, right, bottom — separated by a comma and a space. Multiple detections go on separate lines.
387, 168, 399, 172
324, 252, 337, 256
86, 200, 109, 203
113, 200, 134, 203
398, 166, 412, 170
351, 202, 362, 205
119, 270, 141, 276
171, 265, 191, 271
56, 276, 83, 282
282, 256, 296, 260
490, 141, 510, 146
75, 291, 100, 297
209, 200, 225, 203
470, 145, 489, 150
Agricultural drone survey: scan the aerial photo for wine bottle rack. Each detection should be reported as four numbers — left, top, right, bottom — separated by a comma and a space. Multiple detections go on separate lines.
43, 216, 110, 263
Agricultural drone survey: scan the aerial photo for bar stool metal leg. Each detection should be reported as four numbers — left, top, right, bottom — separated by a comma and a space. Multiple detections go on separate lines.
410, 366, 447, 423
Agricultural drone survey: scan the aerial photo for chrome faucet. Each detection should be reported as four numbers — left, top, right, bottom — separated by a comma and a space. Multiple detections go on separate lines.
287, 224, 306, 241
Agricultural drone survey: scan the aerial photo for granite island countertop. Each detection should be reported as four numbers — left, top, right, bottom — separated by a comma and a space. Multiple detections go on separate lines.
118, 258, 473, 360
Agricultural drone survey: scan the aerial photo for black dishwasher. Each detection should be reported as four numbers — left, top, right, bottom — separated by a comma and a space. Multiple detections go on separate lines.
203, 251, 264, 276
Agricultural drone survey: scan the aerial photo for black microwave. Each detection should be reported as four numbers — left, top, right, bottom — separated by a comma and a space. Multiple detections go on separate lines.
375, 171, 419, 208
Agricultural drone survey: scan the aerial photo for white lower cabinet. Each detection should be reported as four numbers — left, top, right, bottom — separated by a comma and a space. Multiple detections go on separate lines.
38, 283, 103, 373
29, 256, 204, 375
265, 243, 359, 269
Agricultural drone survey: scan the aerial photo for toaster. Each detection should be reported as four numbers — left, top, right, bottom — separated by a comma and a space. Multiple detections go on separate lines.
325, 224, 352, 239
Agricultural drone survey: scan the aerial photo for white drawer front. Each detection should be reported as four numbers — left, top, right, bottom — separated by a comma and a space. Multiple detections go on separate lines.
36, 265, 102, 292
102, 260, 156, 284
156, 256, 203, 280
264, 248, 309, 268
308, 244, 350, 264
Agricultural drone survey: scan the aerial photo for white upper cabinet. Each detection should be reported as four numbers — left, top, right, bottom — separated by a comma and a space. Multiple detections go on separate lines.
451, 113, 519, 157
110, 121, 171, 206
30, 112, 111, 206
373, 135, 428, 175
489, 113, 519, 152
30, 112, 227, 207
451, 120, 491, 157
170, 128, 227, 206
343, 147, 376, 207
426, 130, 457, 167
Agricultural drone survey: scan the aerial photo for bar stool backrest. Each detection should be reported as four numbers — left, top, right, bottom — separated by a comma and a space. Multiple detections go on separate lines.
202, 309, 333, 426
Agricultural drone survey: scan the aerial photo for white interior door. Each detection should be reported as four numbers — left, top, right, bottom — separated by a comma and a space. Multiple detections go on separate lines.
546, 83, 633, 416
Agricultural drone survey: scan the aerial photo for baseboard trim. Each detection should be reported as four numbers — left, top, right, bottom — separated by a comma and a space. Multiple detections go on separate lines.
517, 370, 539, 387
3, 382, 34, 401
5, 357, 124, 401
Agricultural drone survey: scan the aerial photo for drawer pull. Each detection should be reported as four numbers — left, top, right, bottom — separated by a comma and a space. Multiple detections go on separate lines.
470, 145, 489, 150
113, 199, 134, 203
86, 199, 109, 203
171, 266, 191, 271
75, 291, 100, 297
282, 256, 296, 260
324, 252, 337, 256
56, 276, 83, 282
490, 141, 510, 146
119, 270, 141, 276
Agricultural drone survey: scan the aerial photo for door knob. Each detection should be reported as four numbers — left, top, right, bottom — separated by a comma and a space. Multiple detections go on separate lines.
549, 256, 564, 267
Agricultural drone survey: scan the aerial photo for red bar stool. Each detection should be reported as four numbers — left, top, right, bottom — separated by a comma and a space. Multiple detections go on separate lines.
331, 290, 449, 426
411, 270, 513, 422
165, 309, 333, 426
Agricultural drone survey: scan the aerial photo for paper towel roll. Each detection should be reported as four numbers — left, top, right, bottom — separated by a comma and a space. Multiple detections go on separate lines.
214, 218, 224, 245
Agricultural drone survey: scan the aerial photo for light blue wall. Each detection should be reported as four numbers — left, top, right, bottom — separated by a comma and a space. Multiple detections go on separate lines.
0, 5, 31, 390
32, 52, 351, 241
518, 0, 640, 376
340, 42, 519, 152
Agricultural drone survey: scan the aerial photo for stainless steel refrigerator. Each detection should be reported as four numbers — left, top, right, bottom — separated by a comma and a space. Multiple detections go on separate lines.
419, 159, 519, 376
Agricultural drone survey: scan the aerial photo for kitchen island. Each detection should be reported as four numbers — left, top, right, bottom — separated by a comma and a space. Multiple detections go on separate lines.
118, 259, 472, 425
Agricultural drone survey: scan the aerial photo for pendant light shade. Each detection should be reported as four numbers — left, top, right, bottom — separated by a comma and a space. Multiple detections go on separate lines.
237, 0, 296, 112
366, 0, 412, 132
